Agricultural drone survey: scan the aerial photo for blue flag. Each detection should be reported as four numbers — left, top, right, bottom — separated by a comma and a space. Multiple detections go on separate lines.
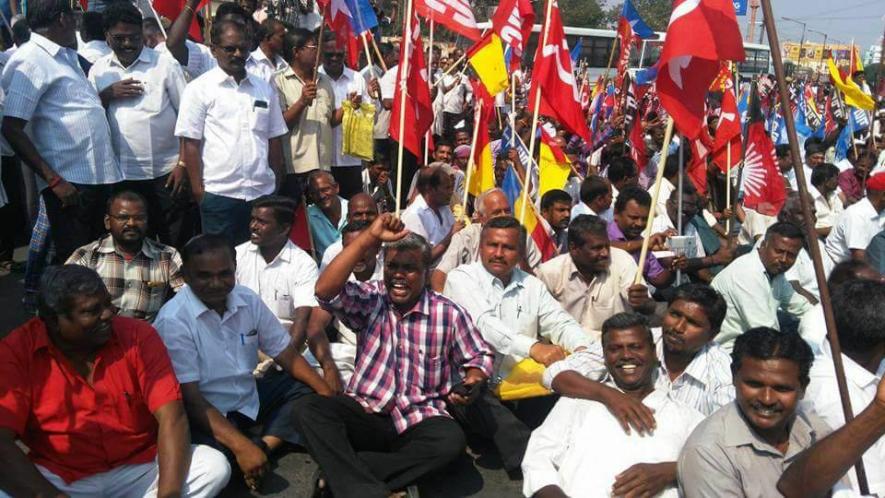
570, 38, 583, 66
621, 0, 655, 39
345, 0, 379, 35
834, 123, 852, 161
635, 64, 658, 86
501, 166, 522, 210
795, 105, 813, 138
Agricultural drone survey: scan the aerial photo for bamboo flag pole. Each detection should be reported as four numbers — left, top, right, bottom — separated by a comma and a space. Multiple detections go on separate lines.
725, 140, 732, 233
634, 117, 675, 284
393, 0, 416, 215
361, 32, 379, 99
760, 0, 870, 493
424, 20, 435, 165
462, 99, 483, 212
521, 0, 555, 224
371, 37, 388, 72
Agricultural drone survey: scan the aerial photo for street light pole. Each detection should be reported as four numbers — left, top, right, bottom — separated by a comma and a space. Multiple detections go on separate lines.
783, 17, 808, 68
808, 29, 828, 73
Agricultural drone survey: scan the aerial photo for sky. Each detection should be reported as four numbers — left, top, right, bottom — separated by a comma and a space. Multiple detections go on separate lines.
744, 0, 884, 56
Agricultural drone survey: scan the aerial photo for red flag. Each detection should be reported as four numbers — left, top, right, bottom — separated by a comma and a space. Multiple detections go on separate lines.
711, 87, 742, 173
288, 201, 314, 255
414, 0, 481, 41
528, 0, 591, 142
491, 0, 534, 69
153, 0, 208, 42
685, 130, 712, 196
742, 83, 785, 216
656, 0, 745, 139
628, 111, 647, 172
615, 17, 633, 90
389, 16, 433, 158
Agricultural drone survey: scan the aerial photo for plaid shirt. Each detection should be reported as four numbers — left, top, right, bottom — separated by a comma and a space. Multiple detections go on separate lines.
321, 281, 494, 433
66, 235, 184, 321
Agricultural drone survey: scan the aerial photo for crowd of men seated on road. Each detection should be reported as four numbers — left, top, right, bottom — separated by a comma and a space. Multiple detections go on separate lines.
2, 0, 885, 496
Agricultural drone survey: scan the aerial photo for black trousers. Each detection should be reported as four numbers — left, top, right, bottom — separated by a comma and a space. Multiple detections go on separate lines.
448, 386, 558, 472
117, 176, 199, 250
42, 182, 115, 263
292, 394, 466, 498
331, 165, 364, 200
0, 156, 26, 262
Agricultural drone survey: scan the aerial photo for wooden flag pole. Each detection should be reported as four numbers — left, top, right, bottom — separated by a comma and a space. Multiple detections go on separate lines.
393, 0, 416, 215
313, 6, 326, 81
462, 99, 483, 212
425, 20, 435, 165
634, 117, 674, 284
522, 0, 555, 223
761, 0, 870, 493
725, 140, 732, 234
370, 37, 388, 72
361, 32, 380, 99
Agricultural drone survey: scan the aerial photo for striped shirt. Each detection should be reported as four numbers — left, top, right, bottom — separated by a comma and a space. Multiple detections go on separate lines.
66, 234, 184, 322
543, 327, 735, 416
320, 281, 495, 433
1, 33, 121, 186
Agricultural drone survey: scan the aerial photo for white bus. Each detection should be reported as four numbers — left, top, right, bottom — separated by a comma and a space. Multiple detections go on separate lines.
477, 23, 772, 80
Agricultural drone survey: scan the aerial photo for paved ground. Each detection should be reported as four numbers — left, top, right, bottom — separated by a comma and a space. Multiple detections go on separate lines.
0, 249, 524, 498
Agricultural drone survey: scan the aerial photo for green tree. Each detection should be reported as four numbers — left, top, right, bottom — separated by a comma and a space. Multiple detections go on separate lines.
548, 0, 606, 28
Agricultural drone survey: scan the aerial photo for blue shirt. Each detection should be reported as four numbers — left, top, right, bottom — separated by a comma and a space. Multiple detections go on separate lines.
308, 197, 348, 260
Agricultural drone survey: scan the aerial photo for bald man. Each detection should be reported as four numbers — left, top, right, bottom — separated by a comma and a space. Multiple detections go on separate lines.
320, 193, 379, 270
431, 188, 542, 291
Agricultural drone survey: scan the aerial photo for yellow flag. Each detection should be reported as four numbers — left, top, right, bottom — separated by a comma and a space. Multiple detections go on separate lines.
827, 58, 874, 111
537, 142, 571, 199
467, 32, 510, 97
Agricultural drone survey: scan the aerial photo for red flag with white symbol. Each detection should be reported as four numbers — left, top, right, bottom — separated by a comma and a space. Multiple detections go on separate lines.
528, 0, 591, 142
741, 83, 785, 216
414, 0, 481, 41
615, 17, 633, 90
389, 16, 433, 158
711, 87, 742, 172
686, 129, 713, 196
656, 0, 745, 139
491, 0, 534, 69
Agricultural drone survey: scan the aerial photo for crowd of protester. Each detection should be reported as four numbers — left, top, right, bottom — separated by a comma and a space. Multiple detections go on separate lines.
1, 0, 885, 497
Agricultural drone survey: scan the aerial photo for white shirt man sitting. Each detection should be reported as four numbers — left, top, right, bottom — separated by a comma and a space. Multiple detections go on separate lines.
401, 165, 461, 266
522, 312, 704, 498
443, 216, 591, 475
825, 171, 885, 264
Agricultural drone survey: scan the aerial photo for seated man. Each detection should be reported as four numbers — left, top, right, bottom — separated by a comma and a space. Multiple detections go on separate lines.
711, 222, 813, 352
803, 280, 885, 495
443, 216, 591, 475
810, 163, 844, 238
537, 215, 653, 340
66, 190, 183, 322
154, 234, 331, 490
0, 265, 229, 497
432, 188, 541, 291
544, 283, 733, 420
319, 192, 379, 269
522, 313, 704, 498
294, 214, 494, 498
540, 189, 573, 253
825, 171, 885, 264
609, 186, 681, 289
305, 220, 384, 391
401, 166, 462, 267
770, 192, 833, 305
307, 171, 349, 261
678, 327, 828, 497
569, 175, 613, 222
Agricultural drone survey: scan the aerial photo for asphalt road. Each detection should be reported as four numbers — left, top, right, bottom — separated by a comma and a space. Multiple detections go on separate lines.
0, 253, 524, 498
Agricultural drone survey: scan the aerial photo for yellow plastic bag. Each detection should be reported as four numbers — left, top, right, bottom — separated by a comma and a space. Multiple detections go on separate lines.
341, 100, 376, 161
495, 358, 553, 401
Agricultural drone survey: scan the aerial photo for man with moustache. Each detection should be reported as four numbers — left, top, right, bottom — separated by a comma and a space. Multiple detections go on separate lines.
678, 327, 827, 497
67, 190, 184, 322
540, 189, 573, 254
544, 283, 733, 429
0, 265, 230, 497
307, 170, 348, 261
444, 216, 591, 476
522, 313, 705, 498
294, 214, 493, 498
154, 234, 331, 490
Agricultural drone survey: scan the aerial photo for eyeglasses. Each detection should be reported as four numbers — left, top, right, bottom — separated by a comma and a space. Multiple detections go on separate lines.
109, 214, 147, 223
324, 51, 345, 59
219, 45, 250, 55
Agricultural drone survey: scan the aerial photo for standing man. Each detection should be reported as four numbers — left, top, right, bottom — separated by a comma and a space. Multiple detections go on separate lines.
175, 20, 288, 246
319, 34, 371, 198
246, 19, 288, 84
678, 327, 827, 497
537, 215, 654, 339
274, 28, 336, 199
295, 214, 494, 498
88, 2, 189, 246
1, 0, 122, 262
443, 216, 592, 476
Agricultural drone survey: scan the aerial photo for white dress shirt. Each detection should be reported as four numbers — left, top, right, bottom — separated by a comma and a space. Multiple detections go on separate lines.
1, 33, 121, 186
319, 66, 371, 168
804, 341, 885, 496
522, 389, 704, 498
813, 186, 845, 231
401, 194, 455, 247
235, 240, 319, 330
443, 261, 591, 380
154, 285, 292, 419
319, 239, 385, 281
543, 328, 734, 416
245, 48, 288, 86
89, 47, 186, 180
737, 207, 777, 246
78, 39, 111, 64
174, 67, 288, 201
569, 201, 612, 222
711, 250, 813, 352
655, 177, 676, 218
651, 213, 706, 258
825, 197, 885, 263
440, 74, 470, 114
